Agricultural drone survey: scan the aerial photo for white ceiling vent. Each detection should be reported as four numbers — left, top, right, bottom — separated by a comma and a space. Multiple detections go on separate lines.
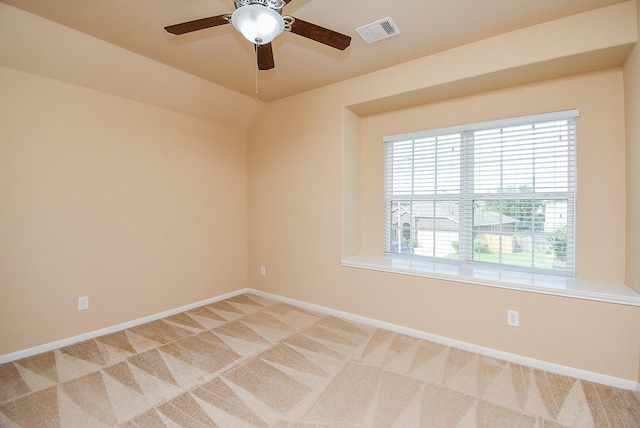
356, 17, 400, 44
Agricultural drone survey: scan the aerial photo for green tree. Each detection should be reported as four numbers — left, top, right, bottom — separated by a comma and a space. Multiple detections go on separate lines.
483, 185, 545, 232
547, 226, 567, 261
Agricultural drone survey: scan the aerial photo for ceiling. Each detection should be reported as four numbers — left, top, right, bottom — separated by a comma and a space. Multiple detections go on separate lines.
1, 0, 630, 102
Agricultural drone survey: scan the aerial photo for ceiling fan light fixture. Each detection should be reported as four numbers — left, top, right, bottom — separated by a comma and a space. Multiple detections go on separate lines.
231, 4, 285, 45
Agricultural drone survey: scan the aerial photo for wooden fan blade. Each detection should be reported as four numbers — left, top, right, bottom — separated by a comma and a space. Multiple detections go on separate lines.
283, 0, 294, 3
290, 18, 351, 50
256, 43, 275, 70
165, 15, 229, 35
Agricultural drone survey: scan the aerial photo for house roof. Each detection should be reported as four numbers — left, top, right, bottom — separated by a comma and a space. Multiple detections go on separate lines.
393, 203, 519, 226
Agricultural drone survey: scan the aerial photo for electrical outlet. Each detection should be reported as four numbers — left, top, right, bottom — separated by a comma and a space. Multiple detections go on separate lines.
78, 296, 89, 311
260, 266, 266, 276
507, 310, 519, 327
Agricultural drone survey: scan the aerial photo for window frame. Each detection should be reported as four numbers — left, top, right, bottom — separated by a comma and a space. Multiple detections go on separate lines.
383, 109, 579, 277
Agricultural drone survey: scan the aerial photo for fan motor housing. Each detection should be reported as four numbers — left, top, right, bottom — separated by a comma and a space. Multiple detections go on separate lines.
233, 0, 285, 14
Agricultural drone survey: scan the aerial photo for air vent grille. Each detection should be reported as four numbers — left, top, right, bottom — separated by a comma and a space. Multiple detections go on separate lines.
356, 17, 400, 44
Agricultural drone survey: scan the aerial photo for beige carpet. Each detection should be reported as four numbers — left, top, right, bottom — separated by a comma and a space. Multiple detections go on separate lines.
1, 293, 639, 427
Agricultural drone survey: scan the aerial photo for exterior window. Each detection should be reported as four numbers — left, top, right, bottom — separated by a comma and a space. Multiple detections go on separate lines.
384, 110, 578, 276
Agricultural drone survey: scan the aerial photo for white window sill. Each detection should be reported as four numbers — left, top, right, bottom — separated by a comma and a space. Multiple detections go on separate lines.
341, 255, 640, 306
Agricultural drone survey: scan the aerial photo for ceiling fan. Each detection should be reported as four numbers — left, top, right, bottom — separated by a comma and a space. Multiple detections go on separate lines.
164, 0, 352, 70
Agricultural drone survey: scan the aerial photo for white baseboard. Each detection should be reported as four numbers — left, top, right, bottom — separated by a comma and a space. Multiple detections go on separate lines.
248, 288, 640, 393
3, 286, 638, 394
0, 288, 250, 365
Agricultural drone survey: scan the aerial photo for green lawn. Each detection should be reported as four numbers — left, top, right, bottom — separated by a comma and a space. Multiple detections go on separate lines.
446, 250, 556, 269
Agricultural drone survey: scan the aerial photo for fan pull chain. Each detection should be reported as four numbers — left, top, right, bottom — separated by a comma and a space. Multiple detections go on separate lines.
255, 42, 260, 99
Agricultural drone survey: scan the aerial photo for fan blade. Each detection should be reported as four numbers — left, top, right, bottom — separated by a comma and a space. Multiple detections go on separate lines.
256, 43, 275, 70
165, 15, 229, 35
290, 18, 351, 50
283, 0, 294, 3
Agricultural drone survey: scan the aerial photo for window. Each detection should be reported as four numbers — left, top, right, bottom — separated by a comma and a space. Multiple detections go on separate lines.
384, 110, 578, 276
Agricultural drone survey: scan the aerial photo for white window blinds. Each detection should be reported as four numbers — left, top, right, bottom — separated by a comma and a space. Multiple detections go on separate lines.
384, 110, 578, 276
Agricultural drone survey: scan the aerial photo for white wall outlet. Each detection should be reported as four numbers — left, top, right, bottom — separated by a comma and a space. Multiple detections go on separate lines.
260, 266, 266, 276
78, 296, 89, 311
507, 310, 519, 327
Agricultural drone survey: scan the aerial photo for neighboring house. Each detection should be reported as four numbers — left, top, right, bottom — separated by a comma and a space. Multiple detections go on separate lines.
391, 202, 519, 256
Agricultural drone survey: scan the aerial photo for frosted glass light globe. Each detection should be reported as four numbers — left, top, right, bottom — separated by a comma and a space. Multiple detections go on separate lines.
231, 4, 285, 45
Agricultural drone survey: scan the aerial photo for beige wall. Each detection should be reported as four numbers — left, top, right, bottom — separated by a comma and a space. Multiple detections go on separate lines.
248, 4, 640, 382
623, 0, 640, 385
624, 1, 640, 293
0, 66, 249, 354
